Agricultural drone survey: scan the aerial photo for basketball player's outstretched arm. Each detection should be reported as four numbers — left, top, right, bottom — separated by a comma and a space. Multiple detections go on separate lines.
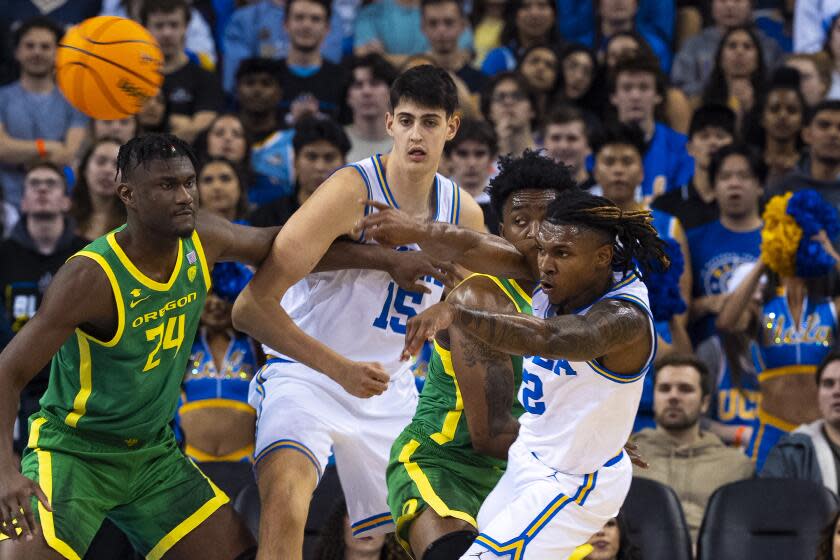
446, 277, 520, 459
359, 200, 533, 279
405, 299, 651, 368
0, 257, 115, 538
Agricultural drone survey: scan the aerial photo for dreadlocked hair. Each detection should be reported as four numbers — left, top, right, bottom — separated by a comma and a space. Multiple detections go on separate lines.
544, 189, 670, 276
116, 133, 199, 182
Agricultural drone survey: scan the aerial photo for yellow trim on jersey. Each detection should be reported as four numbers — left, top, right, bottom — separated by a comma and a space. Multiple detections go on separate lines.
179, 399, 255, 415
107, 231, 184, 291
430, 341, 464, 445
64, 334, 92, 428
146, 463, 229, 560
28, 416, 47, 449
372, 155, 398, 207
398, 439, 478, 528
757, 408, 799, 432
34, 437, 81, 560
451, 274, 530, 311
190, 230, 212, 292
71, 251, 125, 347
509, 279, 532, 306
184, 443, 254, 463
394, 498, 420, 554
611, 271, 638, 291
758, 364, 817, 383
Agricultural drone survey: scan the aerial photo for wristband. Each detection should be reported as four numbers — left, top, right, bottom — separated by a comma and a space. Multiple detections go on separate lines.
733, 426, 746, 447
35, 138, 47, 159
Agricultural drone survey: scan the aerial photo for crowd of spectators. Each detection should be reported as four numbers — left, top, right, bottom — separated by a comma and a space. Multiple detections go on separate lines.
5, 0, 840, 557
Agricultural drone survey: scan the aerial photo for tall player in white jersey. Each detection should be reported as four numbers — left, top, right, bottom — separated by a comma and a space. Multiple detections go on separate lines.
231, 65, 485, 559
359, 188, 669, 558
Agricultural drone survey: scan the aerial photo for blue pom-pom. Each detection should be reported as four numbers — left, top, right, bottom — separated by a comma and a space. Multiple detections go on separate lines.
787, 189, 839, 277
211, 261, 253, 302
644, 237, 687, 322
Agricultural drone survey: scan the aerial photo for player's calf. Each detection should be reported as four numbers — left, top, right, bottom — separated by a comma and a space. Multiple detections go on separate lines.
422, 530, 477, 560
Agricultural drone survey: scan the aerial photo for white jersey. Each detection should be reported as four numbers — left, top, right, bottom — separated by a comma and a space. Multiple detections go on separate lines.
518, 270, 656, 474
264, 154, 464, 384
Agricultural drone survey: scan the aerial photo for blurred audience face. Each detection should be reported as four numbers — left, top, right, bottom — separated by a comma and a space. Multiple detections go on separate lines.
720, 29, 759, 79
599, 0, 638, 24
15, 27, 56, 79
93, 118, 137, 144
594, 143, 643, 205
653, 364, 709, 432
562, 51, 594, 100
544, 120, 590, 172
138, 92, 166, 130
489, 78, 534, 131
237, 72, 282, 114
201, 292, 233, 331
803, 109, 840, 164
146, 9, 188, 60
515, 0, 554, 42
207, 116, 248, 163
711, 0, 751, 29
198, 160, 241, 220
519, 47, 558, 93
818, 360, 840, 429
285, 0, 329, 53
762, 89, 803, 142
687, 126, 733, 170
450, 140, 494, 194
343, 515, 386, 555
20, 167, 69, 218
295, 140, 345, 195
713, 153, 762, 219
584, 517, 621, 560
611, 71, 660, 127
422, 0, 465, 55
347, 66, 392, 122
785, 58, 828, 107
84, 141, 120, 198
605, 35, 639, 70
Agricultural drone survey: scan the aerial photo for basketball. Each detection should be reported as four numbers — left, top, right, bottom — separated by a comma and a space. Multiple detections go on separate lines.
55, 16, 163, 120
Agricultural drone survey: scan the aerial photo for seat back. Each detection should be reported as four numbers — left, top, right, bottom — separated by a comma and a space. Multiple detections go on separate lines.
622, 477, 693, 560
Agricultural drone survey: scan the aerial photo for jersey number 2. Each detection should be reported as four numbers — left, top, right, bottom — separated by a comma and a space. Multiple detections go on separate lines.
143, 314, 185, 372
372, 282, 423, 334
521, 369, 546, 415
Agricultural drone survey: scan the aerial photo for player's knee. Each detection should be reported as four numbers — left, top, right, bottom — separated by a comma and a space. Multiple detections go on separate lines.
421, 530, 477, 560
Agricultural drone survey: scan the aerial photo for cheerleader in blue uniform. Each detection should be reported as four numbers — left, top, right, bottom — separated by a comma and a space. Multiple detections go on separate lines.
718, 190, 840, 471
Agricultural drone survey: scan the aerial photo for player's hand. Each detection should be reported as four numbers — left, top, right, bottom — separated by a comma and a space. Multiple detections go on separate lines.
624, 440, 648, 469
387, 251, 459, 293
333, 360, 390, 398
0, 469, 50, 540
356, 200, 431, 247
402, 302, 455, 360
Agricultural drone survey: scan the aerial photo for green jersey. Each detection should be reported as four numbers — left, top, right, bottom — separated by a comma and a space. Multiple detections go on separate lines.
39, 226, 211, 445
407, 275, 531, 469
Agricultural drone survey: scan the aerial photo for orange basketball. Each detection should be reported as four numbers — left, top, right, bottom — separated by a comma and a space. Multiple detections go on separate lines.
56, 16, 163, 120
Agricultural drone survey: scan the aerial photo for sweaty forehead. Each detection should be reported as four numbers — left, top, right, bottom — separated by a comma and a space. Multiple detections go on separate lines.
537, 221, 607, 247
131, 156, 195, 182
509, 189, 557, 209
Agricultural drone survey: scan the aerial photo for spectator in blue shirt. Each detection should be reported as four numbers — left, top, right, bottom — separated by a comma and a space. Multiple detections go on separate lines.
556, 0, 673, 55
608, 54, 694, 201
592, 0, 673, 73
480, 0, 561, 76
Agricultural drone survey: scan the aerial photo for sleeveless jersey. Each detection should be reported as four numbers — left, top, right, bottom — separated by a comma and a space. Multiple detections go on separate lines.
265, 154, 463, 381
406, 276, 531, 468
182, 328, 259, 406
39, 226, 211, 443
756, 290, 837, 383
709, 336, 761, 427
518, 270, 656, 474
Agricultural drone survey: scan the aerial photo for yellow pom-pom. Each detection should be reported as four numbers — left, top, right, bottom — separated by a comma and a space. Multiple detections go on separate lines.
568, 544, 594, 560
761, 192, 801, 278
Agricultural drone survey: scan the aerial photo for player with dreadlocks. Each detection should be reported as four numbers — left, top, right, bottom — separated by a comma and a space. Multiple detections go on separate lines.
0, 133, 442, 560
359, 187, 668, 558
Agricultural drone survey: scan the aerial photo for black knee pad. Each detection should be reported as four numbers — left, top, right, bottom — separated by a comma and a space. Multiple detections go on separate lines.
422, 530, 478, 560
233, 546, 258, 560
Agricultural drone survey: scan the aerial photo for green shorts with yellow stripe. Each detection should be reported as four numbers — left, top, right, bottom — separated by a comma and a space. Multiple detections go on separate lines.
386, 429, 505, 554
0, 413, 228, 560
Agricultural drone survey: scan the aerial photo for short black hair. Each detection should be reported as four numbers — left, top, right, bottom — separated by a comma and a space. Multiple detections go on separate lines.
421, 0, 464, 16
235, 57, 283, 86
286, 0, 332, 22
117, 133, 199, 182
480, 71, 536, 122
609, 53, 666, 99
688, 104, 737, 140
542, 104, 588, 135
805, 99, 840, 126
653, 354, 713, 397
390, 65, 459, 117
24, 161, 67, 188
348, 53, 398, 88
709, 144, 767, 186
292, 116, 351, 157
445, 117, 497, 156
488, 149, 575, 221
14, 16, 63, 48
816, 349, 840, 385
590, 121, 646, 160
140, 0, 191, 25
